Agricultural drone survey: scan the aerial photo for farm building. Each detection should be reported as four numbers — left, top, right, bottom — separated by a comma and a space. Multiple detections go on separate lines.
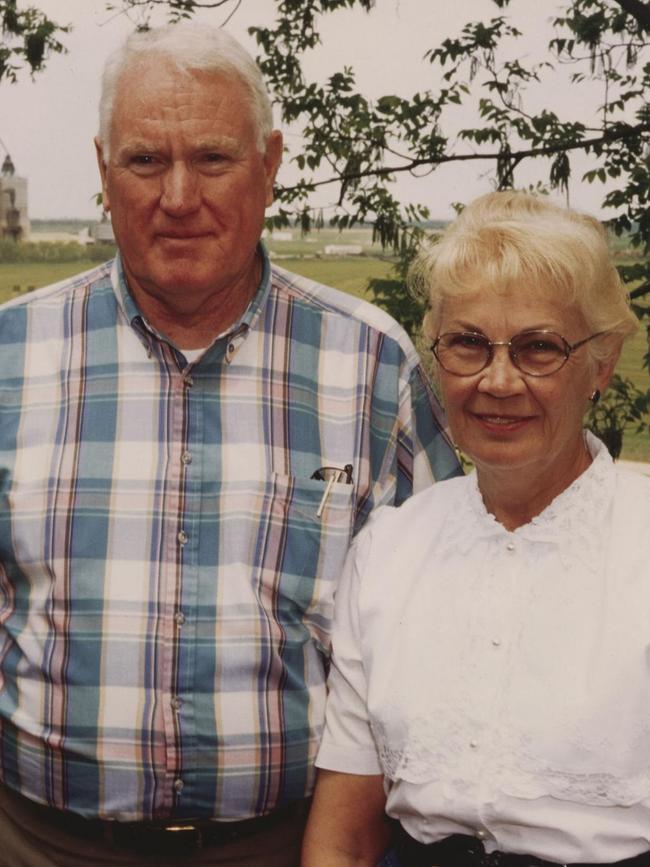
324, 244, 363, 255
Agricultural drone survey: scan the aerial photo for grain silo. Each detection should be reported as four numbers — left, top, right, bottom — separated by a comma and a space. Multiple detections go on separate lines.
0, 152, 30, 241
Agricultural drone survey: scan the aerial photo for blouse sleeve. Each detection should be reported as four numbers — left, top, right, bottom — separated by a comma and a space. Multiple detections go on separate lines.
316, 526, 383, 775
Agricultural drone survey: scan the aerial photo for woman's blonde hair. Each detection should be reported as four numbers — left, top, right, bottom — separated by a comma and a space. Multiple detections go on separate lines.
412, 191, 638, 361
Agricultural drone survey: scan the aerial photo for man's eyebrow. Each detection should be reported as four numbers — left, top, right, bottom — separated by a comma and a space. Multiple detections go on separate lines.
114, 136, 245, 158
193, 136, 244, 154
113, 140, 158, 159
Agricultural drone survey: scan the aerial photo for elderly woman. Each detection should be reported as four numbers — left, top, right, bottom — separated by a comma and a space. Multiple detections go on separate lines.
301, 191, 649, 867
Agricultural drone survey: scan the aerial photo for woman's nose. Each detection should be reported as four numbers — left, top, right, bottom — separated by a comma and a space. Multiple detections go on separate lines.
476, 346, 526, 395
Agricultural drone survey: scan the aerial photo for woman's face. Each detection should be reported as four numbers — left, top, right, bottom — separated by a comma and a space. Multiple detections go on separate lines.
436, 289, 615, 485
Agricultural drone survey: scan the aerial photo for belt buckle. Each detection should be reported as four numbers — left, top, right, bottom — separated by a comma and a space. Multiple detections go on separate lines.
110, 821, 204, 855
161, 823, 202, 852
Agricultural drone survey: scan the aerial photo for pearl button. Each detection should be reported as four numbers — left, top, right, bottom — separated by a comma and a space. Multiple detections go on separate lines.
181, 451, 192, 465
476, 829, 486, 840
174, 611, 186, 626
171, 696, 183, 710
177, 530, 188, 545
506, 542, 515, 552
184, 376, 194, 388
174, 778, 184, 792
469, 739, 478, 748
492, 638, 501, 647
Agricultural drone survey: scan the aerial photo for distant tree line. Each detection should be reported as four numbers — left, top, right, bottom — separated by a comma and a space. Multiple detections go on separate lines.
0, 239, 115, 263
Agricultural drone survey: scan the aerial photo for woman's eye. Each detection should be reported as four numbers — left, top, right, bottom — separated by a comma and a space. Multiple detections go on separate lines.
450, 334, 484, 349
521, 339, 563, 354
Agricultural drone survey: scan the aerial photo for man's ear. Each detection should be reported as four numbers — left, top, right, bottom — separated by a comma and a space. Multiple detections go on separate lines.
263, 130, 284, 207
94, 136, 111, 212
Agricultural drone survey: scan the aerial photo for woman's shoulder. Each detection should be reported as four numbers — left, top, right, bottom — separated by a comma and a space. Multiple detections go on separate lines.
369, 473, 472, 532
612, 463, 650, 521
353, 474, 473, 569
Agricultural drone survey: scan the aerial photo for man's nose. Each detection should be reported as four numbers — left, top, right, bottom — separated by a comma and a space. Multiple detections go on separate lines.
159, 162, 201, 216
476, 346, 526, 395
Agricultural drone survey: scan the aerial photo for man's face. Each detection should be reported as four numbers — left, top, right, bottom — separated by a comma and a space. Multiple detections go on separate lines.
96, 58, 282, 315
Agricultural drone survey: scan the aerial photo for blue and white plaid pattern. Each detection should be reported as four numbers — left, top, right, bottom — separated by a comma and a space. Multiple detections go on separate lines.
0, 250, 460, 821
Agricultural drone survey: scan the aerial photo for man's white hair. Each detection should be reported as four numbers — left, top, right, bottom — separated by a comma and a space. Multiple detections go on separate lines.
98, 22, 274, 158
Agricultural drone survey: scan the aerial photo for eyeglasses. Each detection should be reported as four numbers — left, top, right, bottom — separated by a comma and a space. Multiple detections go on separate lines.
431, 330, 607, 377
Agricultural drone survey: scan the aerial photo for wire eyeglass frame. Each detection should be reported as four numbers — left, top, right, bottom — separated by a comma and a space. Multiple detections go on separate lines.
431, 329, 607, 378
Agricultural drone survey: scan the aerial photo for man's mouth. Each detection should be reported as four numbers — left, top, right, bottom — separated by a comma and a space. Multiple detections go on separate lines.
158, 231, 210, 240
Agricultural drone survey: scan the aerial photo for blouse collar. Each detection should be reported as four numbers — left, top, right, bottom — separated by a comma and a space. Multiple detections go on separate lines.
448, 432, 614, 569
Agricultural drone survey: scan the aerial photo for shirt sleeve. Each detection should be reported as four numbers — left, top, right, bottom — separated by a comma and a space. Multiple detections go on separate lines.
316, 528, 383, 775
395, 363, 462, 505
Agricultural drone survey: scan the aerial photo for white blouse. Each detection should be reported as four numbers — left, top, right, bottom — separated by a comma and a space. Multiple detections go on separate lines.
316, 433, 650, 864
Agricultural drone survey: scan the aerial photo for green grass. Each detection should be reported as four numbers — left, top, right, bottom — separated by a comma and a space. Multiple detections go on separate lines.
0, 261, 99, 302
274, 255, 393, 298
1, 255, 648, 462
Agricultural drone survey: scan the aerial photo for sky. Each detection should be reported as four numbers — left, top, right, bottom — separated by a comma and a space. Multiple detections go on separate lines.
0, 0, 628, 221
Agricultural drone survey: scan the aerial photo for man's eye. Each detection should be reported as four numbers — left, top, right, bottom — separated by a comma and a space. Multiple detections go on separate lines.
199, 153, 225, 167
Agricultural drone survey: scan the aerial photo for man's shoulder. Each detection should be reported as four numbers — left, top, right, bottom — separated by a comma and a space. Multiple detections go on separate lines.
367, 473, 468, 532
270, 263, 417, 358
0, 260, 114, 316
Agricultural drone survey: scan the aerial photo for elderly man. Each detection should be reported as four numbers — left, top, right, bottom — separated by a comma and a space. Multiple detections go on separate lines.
0, 22, 460, 867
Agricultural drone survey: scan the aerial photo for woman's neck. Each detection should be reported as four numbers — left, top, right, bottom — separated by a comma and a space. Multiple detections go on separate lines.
476, 438, 593, 531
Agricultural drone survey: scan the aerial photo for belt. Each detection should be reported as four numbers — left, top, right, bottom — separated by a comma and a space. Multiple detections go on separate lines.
397, 832, 650, 867
1, 783, 309, 855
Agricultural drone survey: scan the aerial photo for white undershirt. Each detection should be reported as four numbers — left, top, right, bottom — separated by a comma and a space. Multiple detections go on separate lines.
180, 347, 207, 363
317, 433, 650, 864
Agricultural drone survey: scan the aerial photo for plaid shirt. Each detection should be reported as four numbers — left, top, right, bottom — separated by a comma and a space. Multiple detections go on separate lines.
0, 250, 460, 821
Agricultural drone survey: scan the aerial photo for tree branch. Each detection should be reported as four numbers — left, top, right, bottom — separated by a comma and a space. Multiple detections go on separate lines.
611, 0, 650, 32
630, 283, 650, 300
277, 122, 650, 194
118, 0, 235, 8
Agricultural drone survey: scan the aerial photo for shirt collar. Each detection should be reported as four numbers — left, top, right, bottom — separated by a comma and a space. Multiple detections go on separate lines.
110, 244, 273, 363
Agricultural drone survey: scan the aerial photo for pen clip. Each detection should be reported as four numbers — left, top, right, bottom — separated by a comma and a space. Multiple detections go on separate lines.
313, 463, 354, 517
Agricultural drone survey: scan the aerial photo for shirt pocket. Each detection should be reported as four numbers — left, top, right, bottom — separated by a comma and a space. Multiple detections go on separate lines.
218, 473, 355, 654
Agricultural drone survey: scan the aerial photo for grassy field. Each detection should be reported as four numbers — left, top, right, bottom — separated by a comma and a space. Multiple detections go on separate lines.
1, 250, 648, 462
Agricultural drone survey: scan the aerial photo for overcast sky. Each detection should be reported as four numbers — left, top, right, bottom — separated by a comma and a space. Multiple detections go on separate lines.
0, 0, 625, 221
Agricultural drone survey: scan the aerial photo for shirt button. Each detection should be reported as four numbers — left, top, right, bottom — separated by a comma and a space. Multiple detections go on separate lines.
491, 638, 501, 647
174, 611, 186, 626
469, 739, 478, 749
476, 829, 486, 840
177, 530, 188, 545
506, 542, 515, 552
184, 376, 194, 388
173, 778, 184, 793
171, 696, 183, 710
181, 451, 192, 465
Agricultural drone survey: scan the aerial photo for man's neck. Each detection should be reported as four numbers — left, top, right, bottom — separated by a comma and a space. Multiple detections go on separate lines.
124, 253, 262, 349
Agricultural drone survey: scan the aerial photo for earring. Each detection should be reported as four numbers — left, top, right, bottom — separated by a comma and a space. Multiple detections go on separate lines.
590, 389, 601, 405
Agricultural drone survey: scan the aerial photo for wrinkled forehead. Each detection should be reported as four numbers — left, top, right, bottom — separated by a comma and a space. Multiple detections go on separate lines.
431, 282, 592, 349
109, 59, 257, 144
429, 257, 585, 334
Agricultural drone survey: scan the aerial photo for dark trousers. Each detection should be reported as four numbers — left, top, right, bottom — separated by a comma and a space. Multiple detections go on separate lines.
0, 782, 308, 867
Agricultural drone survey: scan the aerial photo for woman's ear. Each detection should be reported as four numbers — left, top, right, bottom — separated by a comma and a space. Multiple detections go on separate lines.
593, 339, 623, 397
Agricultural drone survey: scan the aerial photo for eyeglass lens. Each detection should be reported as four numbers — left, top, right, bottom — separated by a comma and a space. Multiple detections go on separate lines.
435, 331, 570, 376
